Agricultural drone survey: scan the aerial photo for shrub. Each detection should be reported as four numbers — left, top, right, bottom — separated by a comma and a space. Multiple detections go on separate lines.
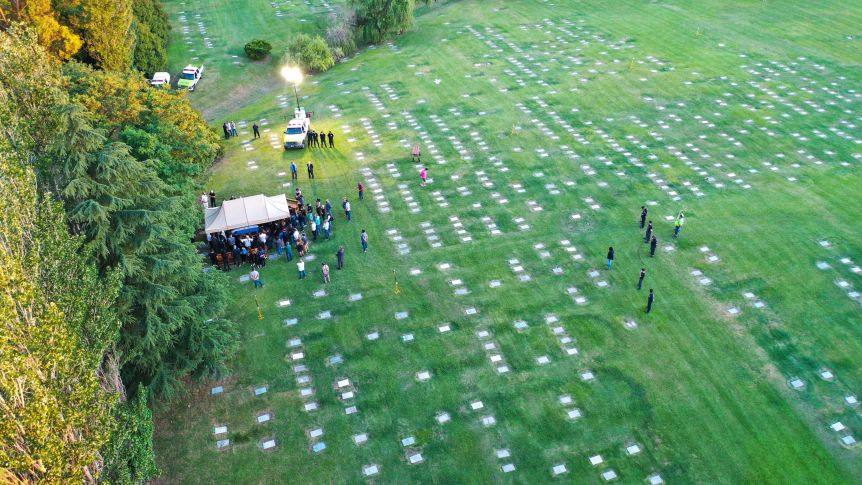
244, 39, 272, 60
285, 33, 334, 73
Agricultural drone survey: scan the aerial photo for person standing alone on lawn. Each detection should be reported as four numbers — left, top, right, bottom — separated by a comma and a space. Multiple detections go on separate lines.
357, 182, 364, 200
322, 263, 330, 283
640, 206, 648, 228
343, 198, 351, 221
674, 211, 685, 238
650, 236, 658, 257
336, 246, 345, 270
361, 229, 368, 253
253, 122, 260, 139
307, 162, 314, 179
297, 258, 306, 279
637, 268, 646, 290
420, 167, 428, 187
412, 144, 421, 162
290, 161, 298, 180
646, 289, 655, 313
606, 246, 615, 270
250, 268, 263, 288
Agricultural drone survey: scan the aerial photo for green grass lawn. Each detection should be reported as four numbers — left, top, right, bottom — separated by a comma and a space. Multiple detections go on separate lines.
155, 0, 862, 483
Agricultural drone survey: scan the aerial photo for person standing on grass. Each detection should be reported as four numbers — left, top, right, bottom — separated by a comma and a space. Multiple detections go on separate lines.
325, 199, 333, 218
637, 268, 646, 290
307, 162, 314, 179
336, 246, 345, 270
344, 198, 352, 221
357, 182, 364, 200
284, 239, 293, 262
231, 121, 238, 137
606, 246, 615, 270
650, 235, 658, 257
412, 143, 421, 162
323, 218, 331, 240
420, 167, 428, 187
640, 206, 648, 228
290, 161, 298, 180
223, 122, 230, 139
646, 289, 655, 313
253, 122, 260, 139
310, 219, 317, 241
297, 258, 306, 279
328, 131, 334, 148
322, 263, 331, 283
674, 211, 685, 238
360, 229, 368, 253
644, 220, 653, 243
250, 268, 263, 288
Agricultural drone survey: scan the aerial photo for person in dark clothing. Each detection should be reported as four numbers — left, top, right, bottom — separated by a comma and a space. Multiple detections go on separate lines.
646, 289, 655, 313
221, 250, 231, 271
209, 190, 216, 208
290, 162, 298, 180
223, 122, 230, 139
606, 246, 615, 270
640, 206, 648, 228
233, 246, 242, 267
307, 162, 314, 179
306, 131, 312, 148
637, 268, 646, 290
644, 221, 653, 242
209, 250, 218, 267
312, 131, 319, 147
336, 246, 345, 269
650, 236, 658, 257
328, 131, 334, 147
253, 123, 260, 139
357, 182, 364, 200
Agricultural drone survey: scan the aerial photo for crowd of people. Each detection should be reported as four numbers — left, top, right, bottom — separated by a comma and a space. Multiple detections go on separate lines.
204, 186, 366, 287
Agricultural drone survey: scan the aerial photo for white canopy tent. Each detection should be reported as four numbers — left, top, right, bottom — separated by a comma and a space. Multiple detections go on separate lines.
204, 194, 291, 234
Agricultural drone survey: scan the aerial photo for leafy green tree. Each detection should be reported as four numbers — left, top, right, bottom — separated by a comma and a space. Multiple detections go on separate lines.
131, 0, 169, 75
70, 0, 135, 70
100, 388, 158, 483
325, 8, 357, 60
352, 0, 414, 43
285, 33, 335, 73
0, 152, 121, 483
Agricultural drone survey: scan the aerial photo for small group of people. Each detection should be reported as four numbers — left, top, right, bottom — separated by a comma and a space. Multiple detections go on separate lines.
222, 121, 238, 139
604, 207, 689, 314
307, 130, 334, 148
200, 190, 217, 209
207, 230, 270, 273
288, 161, 316, 180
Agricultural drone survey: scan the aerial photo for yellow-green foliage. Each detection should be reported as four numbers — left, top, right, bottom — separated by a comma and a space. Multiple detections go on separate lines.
0, 156, 121, 483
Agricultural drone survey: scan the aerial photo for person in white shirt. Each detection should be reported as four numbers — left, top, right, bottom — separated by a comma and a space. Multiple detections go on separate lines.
297, 259, 306, 279
344, 199, 352, 222
250, 268, 263, 288
259, 232, 268, 245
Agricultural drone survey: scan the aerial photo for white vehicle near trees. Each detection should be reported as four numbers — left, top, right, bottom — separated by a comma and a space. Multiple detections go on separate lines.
177, 64, 204, 91
283, 108, 311, 149
150, 72, 171, 87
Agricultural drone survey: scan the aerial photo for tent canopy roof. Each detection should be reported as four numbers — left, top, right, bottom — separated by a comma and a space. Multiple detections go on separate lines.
204, 194, 291, 234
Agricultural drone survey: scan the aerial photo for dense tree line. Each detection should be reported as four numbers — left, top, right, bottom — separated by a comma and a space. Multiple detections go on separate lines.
0, 18, 234, 484
0, 0, 170, 73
